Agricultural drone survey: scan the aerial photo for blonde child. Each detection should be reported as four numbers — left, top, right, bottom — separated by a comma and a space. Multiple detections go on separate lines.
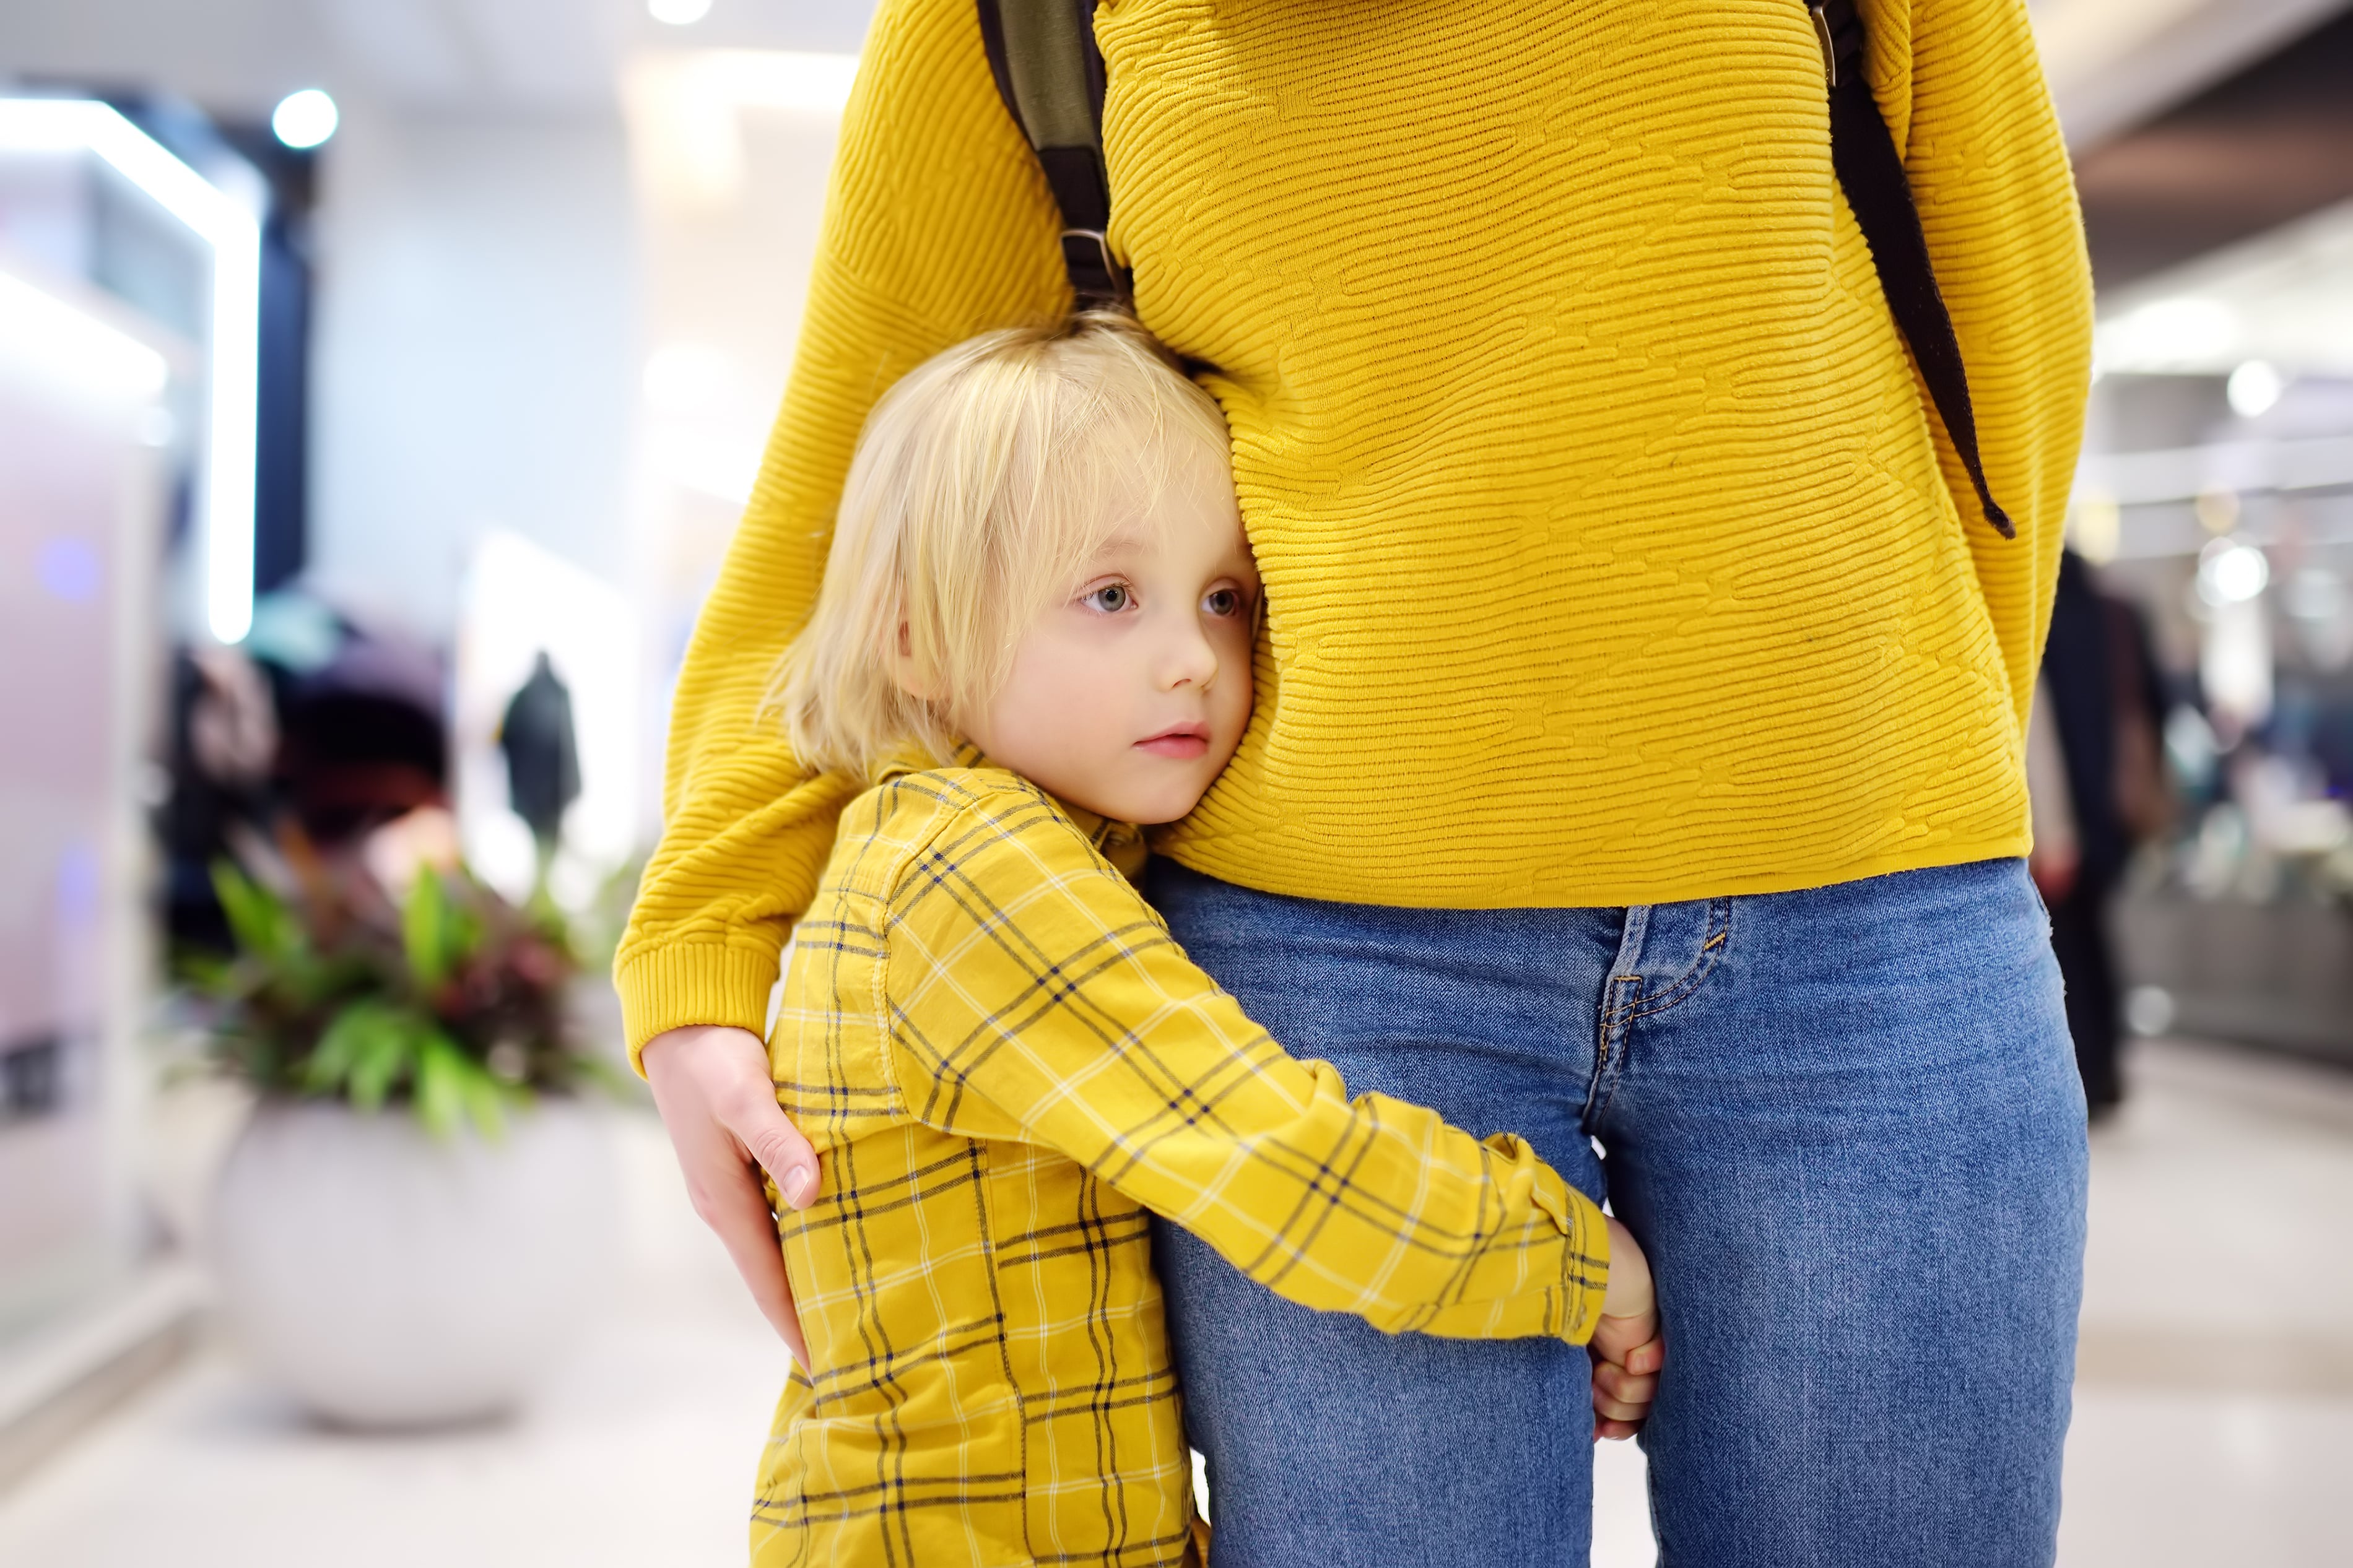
743, 313, 1658, 1567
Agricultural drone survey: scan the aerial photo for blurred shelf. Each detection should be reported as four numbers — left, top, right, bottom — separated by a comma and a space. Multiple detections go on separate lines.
2117, 891, 2353, 1068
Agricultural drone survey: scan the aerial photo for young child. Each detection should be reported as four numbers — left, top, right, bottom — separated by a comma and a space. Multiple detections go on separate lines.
752, 313, 1655, 1567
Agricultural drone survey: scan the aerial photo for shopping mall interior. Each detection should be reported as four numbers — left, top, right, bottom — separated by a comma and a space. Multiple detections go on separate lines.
1, 0, 2349, 1563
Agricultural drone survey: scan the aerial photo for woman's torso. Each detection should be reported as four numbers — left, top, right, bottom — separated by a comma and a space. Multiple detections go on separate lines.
1087, 0, 2068, 906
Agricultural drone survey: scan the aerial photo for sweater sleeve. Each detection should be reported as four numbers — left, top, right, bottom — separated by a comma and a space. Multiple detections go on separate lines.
1866, 0, 2094, 734
614, 0, 1069, 1062
881, 791, 1610, 1345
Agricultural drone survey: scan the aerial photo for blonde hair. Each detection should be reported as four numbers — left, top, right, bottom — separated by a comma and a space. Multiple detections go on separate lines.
773, 311, 1232, 771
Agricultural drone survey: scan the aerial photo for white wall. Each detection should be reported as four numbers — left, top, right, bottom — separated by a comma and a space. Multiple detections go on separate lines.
620, 63, 844, 839
307, 103, 640, 638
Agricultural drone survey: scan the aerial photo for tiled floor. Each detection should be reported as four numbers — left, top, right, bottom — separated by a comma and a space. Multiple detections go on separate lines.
1, 1038, 2346, 1566
2058, 1039, 2353, 1568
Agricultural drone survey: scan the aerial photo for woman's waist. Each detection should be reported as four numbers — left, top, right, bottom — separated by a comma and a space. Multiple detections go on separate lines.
1154, 672, 2031, 911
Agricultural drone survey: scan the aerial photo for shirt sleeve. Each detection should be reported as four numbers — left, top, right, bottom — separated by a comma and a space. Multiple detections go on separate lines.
879, 790, 1610, 1345
1866, 0, 2094, 734
613, 0, 1069, 1063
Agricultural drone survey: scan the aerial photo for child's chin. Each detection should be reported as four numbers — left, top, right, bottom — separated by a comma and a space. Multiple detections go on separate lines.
1120, 780, 1211, 828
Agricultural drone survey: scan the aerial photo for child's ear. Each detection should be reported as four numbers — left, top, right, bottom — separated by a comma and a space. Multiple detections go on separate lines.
889, 620, 939, 703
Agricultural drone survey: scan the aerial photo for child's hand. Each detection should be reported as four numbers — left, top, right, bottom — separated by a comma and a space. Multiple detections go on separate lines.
643, 1024, 822, 1367
1591, 1216, 1663, 1441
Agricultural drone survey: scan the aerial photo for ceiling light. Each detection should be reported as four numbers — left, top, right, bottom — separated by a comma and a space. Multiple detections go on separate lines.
2197, 538, 2269, 606
2225, 359, 2282, 418
271, 89, 337, 150
650, 0, 714, 24
0, 98, 262, 644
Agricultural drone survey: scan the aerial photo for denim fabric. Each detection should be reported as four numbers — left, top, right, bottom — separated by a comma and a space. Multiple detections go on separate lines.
1146, 857, 2087, 1567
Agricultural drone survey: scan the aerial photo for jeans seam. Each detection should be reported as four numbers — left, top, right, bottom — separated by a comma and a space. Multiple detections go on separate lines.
1584, 974, 1640, 1132
1585, 907, 1651, 1132
1592, 900, 1729, 1129
1624, 897, 1733, 1023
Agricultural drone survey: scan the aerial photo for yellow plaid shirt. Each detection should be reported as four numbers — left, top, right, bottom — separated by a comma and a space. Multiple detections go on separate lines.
754, 759, 1609, 1567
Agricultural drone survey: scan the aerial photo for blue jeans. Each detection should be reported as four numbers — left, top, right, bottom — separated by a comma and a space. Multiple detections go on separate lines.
1147, 857, 2087, 1567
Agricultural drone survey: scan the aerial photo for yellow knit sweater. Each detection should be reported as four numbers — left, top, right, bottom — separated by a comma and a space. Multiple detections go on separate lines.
619, 0, 2092, 1054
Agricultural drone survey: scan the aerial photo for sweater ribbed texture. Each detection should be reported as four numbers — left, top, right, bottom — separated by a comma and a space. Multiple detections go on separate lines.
617, 0, 2092, 1057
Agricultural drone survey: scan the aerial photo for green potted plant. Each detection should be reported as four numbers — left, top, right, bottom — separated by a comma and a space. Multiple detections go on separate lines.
183, 826, 620, 1429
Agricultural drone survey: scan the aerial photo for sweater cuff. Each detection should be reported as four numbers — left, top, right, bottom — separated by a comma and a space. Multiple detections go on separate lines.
615, 941, 783, 1075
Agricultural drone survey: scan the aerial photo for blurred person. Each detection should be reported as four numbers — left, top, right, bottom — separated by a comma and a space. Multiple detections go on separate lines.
737, 311, 1659, 1567
498, 650, 581, 893
2030, 550, 2172, 1115
624, 0, 2095, 1561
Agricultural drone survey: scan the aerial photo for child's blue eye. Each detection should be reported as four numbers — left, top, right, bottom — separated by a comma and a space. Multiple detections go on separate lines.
1203, 588, 1242, 617
1084, 584, 1131, 613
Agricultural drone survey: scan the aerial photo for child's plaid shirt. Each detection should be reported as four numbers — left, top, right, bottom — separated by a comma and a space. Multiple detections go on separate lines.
753, 758, 1609, 1567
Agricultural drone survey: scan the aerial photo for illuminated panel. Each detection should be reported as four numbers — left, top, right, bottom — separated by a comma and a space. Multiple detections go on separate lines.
0, 98, 263, 643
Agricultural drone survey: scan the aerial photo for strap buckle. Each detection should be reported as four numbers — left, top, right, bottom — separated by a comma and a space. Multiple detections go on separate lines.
1059, 228, 1129, 303
1810, 0, 1863, 90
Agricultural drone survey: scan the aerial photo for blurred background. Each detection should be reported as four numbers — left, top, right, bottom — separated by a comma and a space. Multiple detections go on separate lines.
0, 1, 2347, 1564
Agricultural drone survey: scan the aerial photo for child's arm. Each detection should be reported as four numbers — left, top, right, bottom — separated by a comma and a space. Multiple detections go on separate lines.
882, 796, 1612, 1344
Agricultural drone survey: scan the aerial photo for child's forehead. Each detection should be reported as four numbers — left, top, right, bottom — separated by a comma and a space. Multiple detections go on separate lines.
1064, 423, 1246, 568
1087, 495, 1250, 570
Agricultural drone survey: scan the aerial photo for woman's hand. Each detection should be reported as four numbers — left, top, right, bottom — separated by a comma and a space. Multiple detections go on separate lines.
1591, 1216, 1664, 1440
642, 1024, 821, 1366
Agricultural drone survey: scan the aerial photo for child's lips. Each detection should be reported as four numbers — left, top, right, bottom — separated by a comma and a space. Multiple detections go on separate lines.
1136, 725, 1211, 759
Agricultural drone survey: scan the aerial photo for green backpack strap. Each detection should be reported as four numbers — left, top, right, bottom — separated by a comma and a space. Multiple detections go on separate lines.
1811, 0, 2013, 537
977, 0, 1129, 306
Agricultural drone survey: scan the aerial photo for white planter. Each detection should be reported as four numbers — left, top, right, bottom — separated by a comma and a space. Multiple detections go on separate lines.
212, 1097, 615, 1428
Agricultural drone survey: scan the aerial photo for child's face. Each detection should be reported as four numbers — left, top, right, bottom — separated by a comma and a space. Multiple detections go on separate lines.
963, 446, 1258, 826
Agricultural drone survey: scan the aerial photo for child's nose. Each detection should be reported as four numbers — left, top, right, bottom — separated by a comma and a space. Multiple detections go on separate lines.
1161, 622, 1220, 690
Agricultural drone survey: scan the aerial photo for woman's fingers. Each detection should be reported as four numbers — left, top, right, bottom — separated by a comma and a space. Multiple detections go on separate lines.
698, 1156, 811, 1366
721, 1081, 821, 1210
642, 1024, 817, 1362
643, 1024, 824, 1211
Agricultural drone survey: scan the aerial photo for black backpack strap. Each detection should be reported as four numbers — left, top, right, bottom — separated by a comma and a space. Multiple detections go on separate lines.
978, 0, 1130, 306
1811, 0, 2014, 538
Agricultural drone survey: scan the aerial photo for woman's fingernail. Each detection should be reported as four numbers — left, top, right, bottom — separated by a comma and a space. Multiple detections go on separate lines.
782, 1166, 815, 1206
